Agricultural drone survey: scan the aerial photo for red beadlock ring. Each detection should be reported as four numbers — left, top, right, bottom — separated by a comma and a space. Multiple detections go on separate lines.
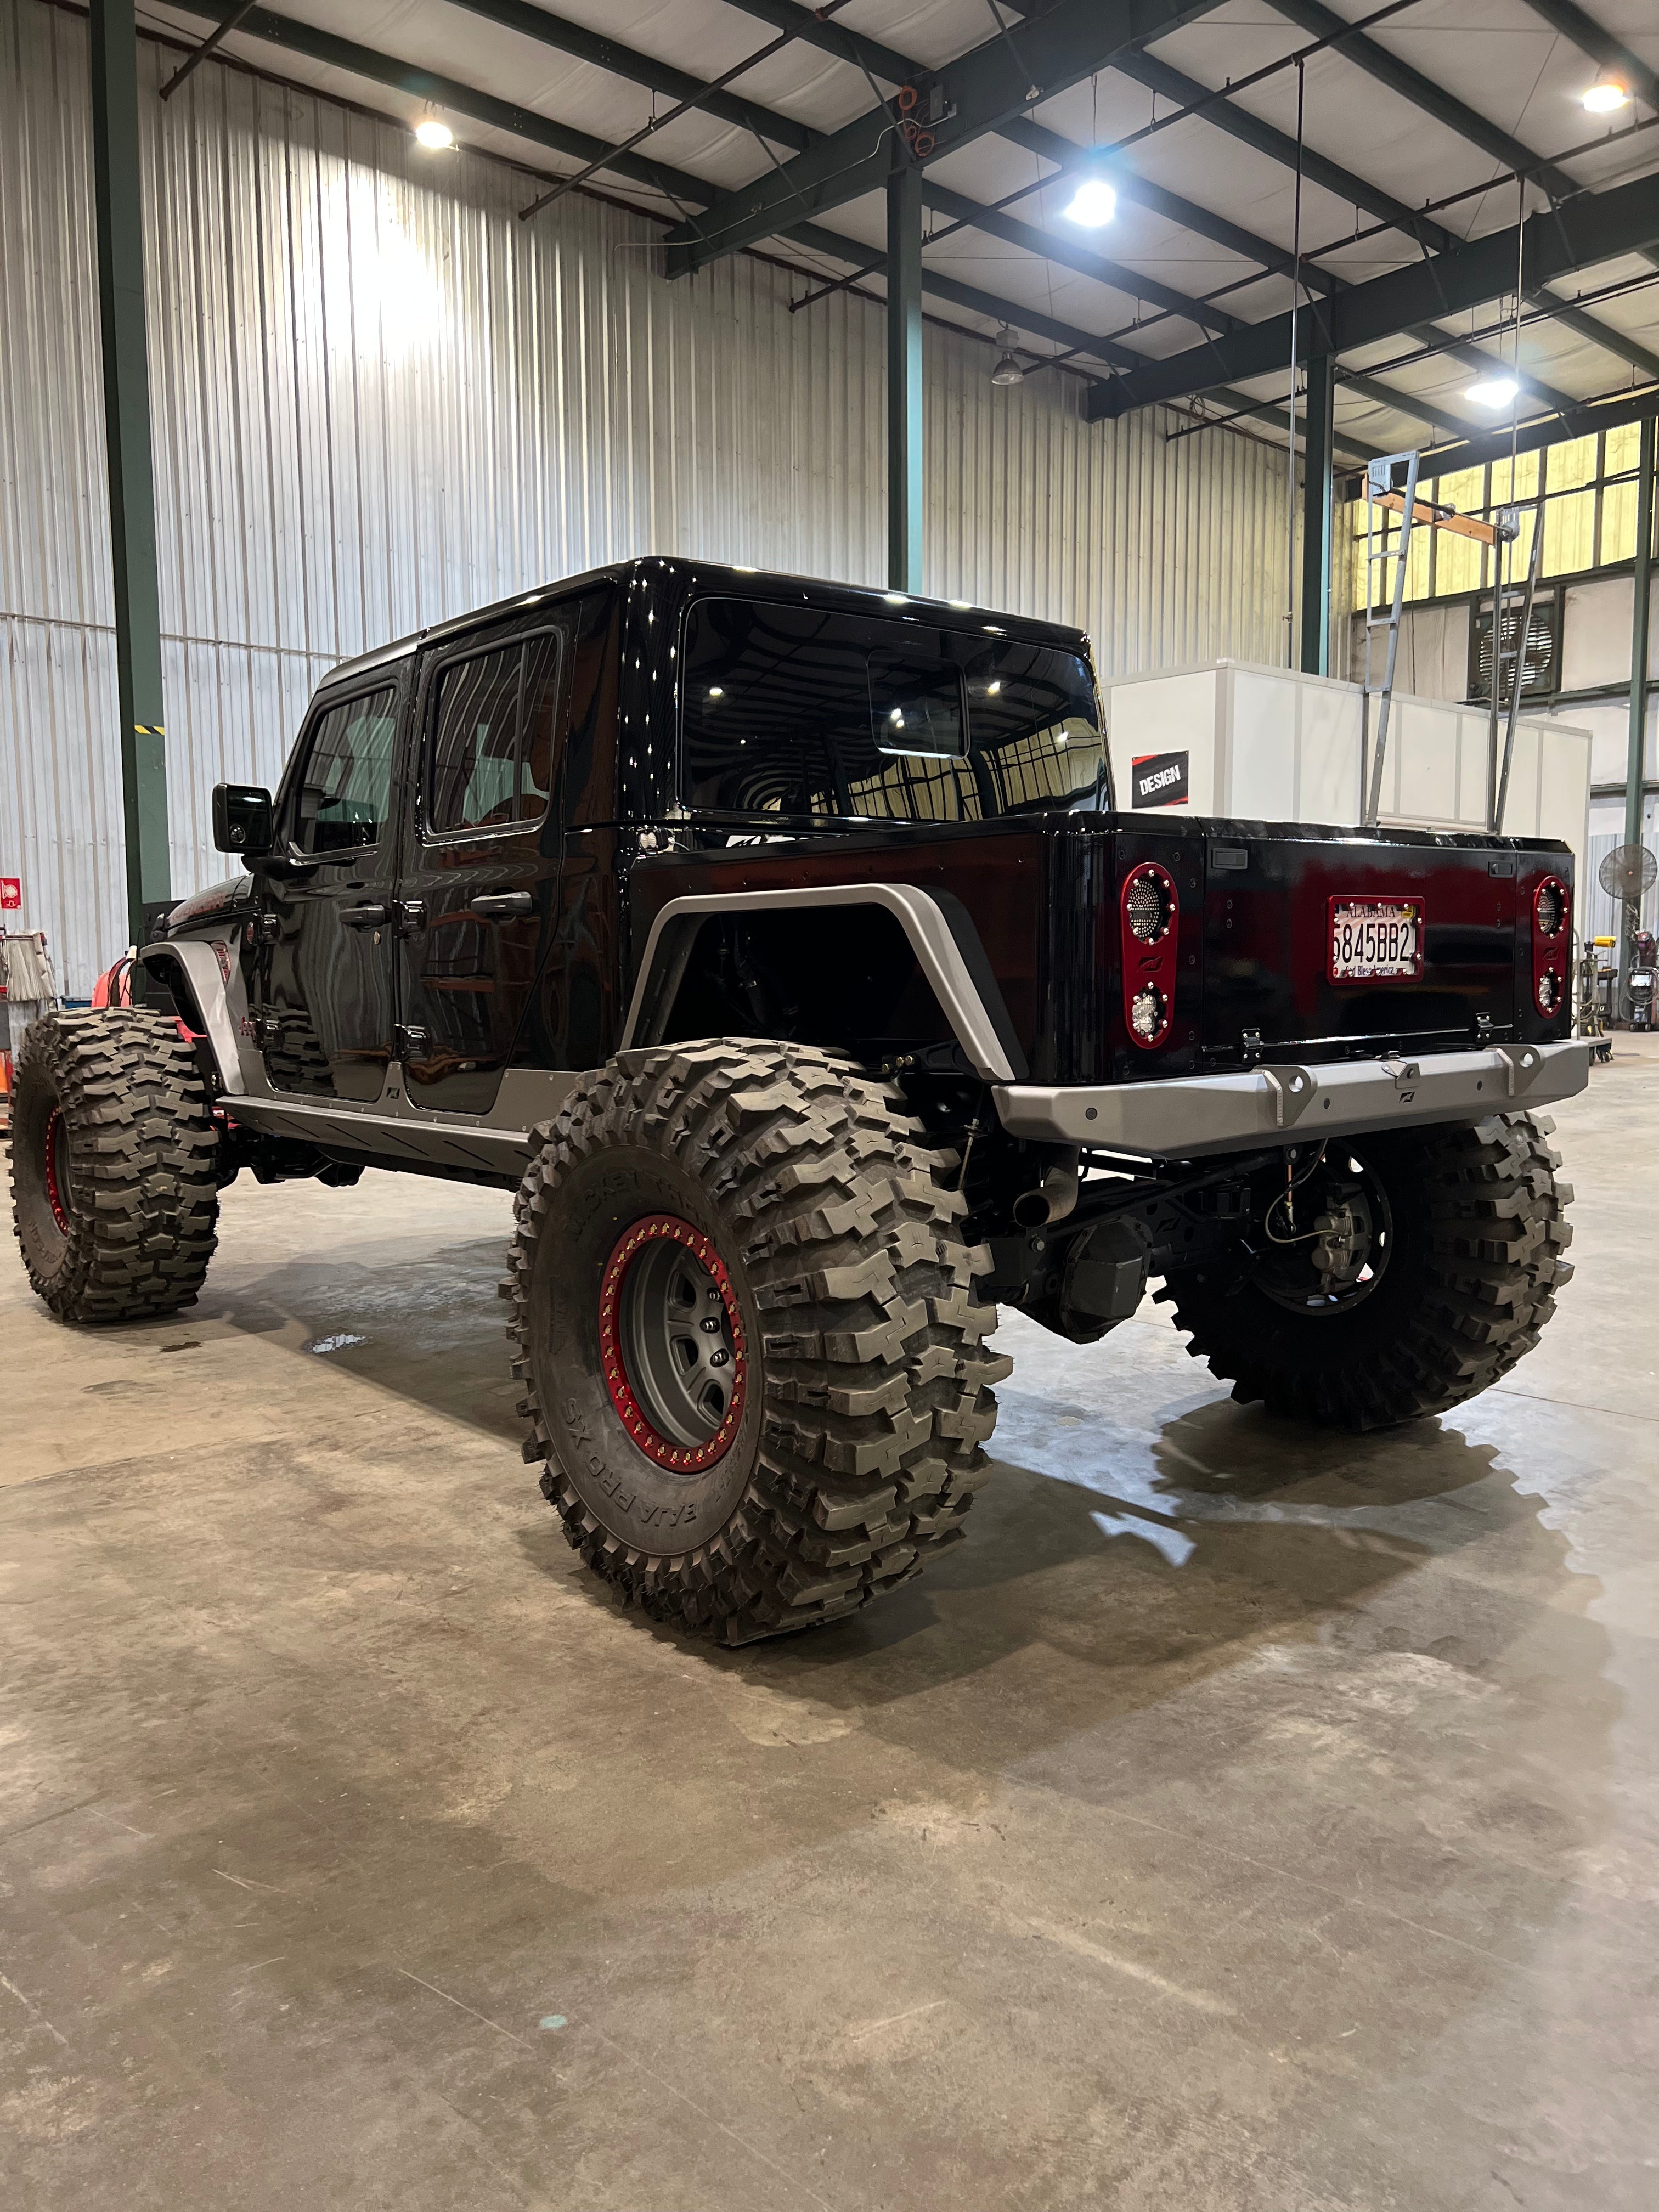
598, 1214, 747, 1472
43, 1106, 70, 1235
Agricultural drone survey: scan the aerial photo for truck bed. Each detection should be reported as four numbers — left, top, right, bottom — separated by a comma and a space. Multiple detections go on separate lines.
630, 810, 1573, 1086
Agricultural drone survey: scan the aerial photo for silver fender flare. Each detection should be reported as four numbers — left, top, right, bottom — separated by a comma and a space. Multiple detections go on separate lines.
620, 884, 1027, 1084
137, 938, 258, 1092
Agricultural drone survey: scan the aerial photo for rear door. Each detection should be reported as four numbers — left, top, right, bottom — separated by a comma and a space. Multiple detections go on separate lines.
257, 677, 404, 1099
394, 624, 565, 1114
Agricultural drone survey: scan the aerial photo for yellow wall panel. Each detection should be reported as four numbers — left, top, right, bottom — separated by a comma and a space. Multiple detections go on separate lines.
1544, 488, 1596, 576
1602, 477, 1637, 566
1436, 528, 1485, 597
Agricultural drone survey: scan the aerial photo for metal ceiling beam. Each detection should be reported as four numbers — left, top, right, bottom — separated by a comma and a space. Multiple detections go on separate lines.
1005, 113, 1336, 294
433, 2, 1223, 342
1266, 0, 1659, 315
782, 220, 1380, 458
495, 0, 1500, 432
168, 2, 724, 202
710, 5, 1480, 422
1358, 384, 1659, 486
159, 5, 1080, 367
1108, 45, 1659, 387
659, 0, 1227, 275
478, 0, 1550, 426
442, 0, 814, 151
445, 3, 1240, 340
1090, 167, 1659, 416
1267, 0, 1583, 198
917, 180, 1241, 336
1518, 0, 1659, 114
163, 1, 1384, 455
721, 0, 914, 88
1522, 288, 1659, 383
1000, 114, 1557, 430
1114, 47, 1449, 249
159, 0, 256, 99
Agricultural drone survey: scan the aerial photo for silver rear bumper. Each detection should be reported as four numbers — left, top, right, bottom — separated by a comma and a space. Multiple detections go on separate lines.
992, 1039, 1591, 1158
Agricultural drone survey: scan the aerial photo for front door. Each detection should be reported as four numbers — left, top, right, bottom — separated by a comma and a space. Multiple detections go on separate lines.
257, 678, 403, 1101
394, 627, 564, 1114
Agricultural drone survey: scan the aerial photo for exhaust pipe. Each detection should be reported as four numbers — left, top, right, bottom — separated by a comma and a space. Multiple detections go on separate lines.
1012, 1156, 1079, 1229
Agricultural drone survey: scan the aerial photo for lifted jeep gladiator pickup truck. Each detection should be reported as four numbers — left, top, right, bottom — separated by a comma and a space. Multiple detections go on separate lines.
12, 558, 1584, 1644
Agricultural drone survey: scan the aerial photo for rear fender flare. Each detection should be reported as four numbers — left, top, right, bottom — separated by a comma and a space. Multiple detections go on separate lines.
620, 884, 1027, 1082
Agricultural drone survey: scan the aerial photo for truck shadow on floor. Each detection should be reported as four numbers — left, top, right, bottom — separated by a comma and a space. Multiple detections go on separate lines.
520, 1386, 1604, 1752
208, 1229, 1607, 1781
206, 1234, 527, 1437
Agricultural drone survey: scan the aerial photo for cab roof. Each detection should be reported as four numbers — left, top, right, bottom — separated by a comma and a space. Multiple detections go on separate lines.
315, 556, 1092, 694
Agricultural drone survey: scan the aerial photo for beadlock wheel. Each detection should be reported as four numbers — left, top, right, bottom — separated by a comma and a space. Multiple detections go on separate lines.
1160, 1112, 1573, 1431
10, 1009, 220, 1323
505, 1040, 1010, 1646
42, 1107, 72, 1235
600, 1214, 747, 1471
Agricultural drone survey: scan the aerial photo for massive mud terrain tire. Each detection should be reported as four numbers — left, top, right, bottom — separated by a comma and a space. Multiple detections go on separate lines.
506, 1041, 1011, 1645
1160, 1111, 1573, 1432
10, 1009, 220, 1323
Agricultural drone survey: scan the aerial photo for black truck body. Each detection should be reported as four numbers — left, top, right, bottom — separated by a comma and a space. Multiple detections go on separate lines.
147, 555, 1580, 1167
15, 558, 1583, 1643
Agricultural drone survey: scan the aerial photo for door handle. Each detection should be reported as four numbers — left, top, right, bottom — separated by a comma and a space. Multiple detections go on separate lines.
470, 890, 533, 917
341, 902, 390, 928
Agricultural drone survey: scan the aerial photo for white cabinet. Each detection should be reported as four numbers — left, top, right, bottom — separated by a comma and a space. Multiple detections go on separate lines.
1102, 659, 1591, 882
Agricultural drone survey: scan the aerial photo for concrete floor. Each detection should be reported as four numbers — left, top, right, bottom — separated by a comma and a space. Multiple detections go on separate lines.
3, 1049, 1657, 2212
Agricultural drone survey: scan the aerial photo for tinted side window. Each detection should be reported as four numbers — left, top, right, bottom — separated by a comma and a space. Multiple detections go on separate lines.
520, 632, 562, 821
426, 633, 565, 836
430, 647, 523, 833
680, 599, 1104, 824
294, 687, 399, 854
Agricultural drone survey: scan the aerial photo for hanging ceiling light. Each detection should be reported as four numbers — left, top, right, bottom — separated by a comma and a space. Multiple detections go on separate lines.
1061, 175, 1116, 227
990, 327, 1024, 387
1465, 375, 1520, 409
1581, 78, 1629, 114
414, 116, 456, 150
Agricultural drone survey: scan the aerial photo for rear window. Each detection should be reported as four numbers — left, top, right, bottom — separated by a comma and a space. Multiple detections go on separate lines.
680, 598, 1107, 825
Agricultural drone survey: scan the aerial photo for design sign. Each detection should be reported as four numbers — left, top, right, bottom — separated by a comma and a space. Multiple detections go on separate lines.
1131, 751, 1189, 808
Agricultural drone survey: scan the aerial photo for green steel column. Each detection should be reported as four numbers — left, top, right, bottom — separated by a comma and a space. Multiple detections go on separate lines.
885, 155, 923, 595
1299, 349, 1336, 676
1621, 411, 1655, 1009
91, 0, 170, 950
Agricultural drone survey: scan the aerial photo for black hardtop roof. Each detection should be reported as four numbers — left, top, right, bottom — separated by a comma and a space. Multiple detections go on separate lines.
315, 555, 1093, 693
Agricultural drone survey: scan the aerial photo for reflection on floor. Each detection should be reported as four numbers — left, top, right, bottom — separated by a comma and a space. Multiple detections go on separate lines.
3, 1037, 1656, 2211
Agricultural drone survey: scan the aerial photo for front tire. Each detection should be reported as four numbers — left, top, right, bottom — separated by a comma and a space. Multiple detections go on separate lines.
505, 1041, 1010, 1645
10, 1009, 220, 1322
1160, 1111, 1573, 1431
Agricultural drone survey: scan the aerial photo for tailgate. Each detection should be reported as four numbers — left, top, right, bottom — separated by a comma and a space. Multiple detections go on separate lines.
1199, 825, 1566, 1064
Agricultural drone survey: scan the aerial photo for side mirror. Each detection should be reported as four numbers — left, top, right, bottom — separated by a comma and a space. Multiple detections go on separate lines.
213, 782, 273, 857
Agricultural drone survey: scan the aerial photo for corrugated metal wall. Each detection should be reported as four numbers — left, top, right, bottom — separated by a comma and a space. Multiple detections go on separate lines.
1, 0, 1293, 997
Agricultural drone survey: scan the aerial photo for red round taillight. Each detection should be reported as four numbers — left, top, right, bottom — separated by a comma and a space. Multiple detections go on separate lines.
1531, 874, 1569, 1022
1120, 861, 1178, 1049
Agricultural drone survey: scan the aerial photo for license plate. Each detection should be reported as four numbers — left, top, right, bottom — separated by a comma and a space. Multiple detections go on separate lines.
1329, 897, 1422, 983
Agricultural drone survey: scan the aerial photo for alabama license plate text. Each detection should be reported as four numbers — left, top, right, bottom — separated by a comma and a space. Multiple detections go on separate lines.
1329, 899, 1422, 982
